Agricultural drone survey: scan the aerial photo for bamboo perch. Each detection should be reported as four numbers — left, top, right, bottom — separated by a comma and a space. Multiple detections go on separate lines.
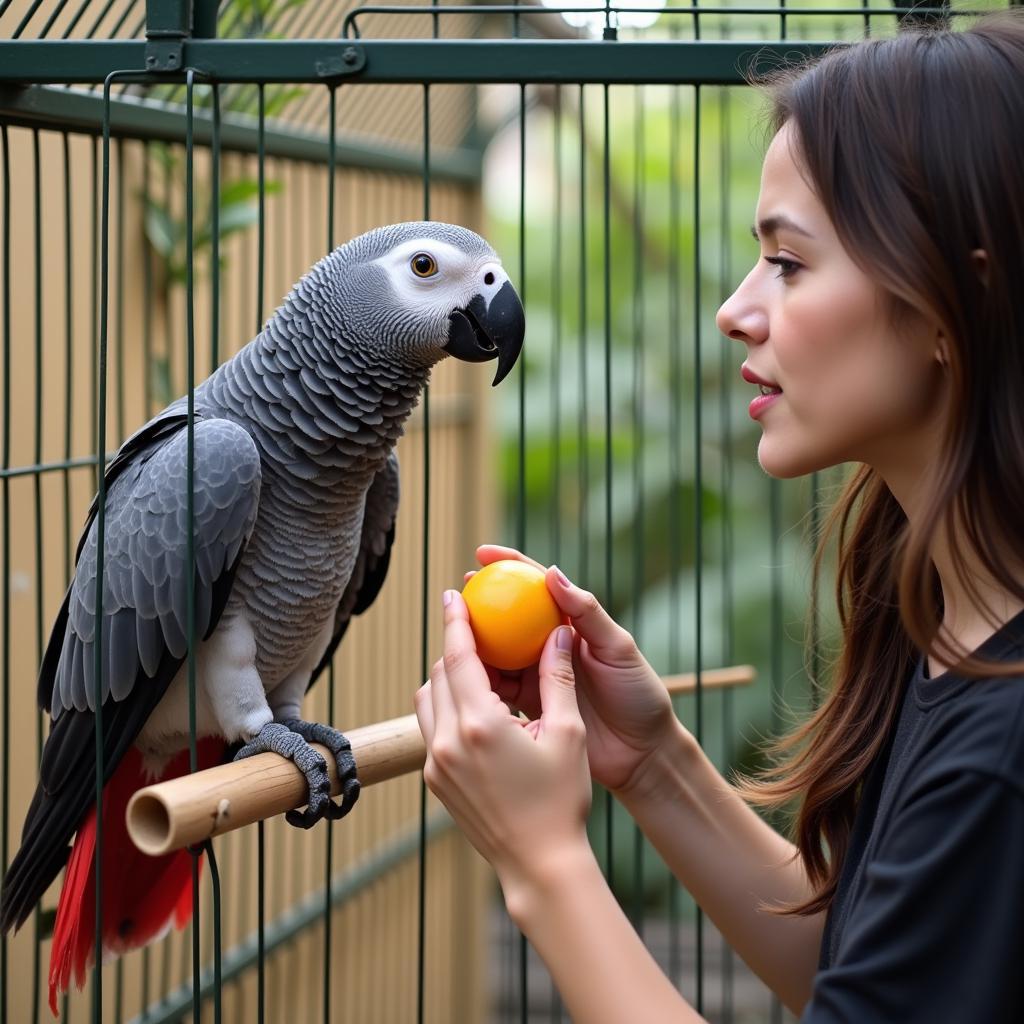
127, 663, 755, 856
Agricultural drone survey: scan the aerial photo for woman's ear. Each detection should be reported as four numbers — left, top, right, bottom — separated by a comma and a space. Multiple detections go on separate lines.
971, 248, 989, 286
931, 250, 986, 370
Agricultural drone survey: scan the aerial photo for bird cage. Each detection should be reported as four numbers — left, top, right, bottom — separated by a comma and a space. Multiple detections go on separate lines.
0, 1, 999, 1022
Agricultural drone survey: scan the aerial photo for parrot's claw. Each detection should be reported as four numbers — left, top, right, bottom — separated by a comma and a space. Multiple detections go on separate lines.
280, 717, 360, 827
232, 719, 360, 829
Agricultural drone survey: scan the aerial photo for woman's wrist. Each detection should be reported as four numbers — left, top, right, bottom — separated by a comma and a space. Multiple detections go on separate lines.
500, 839, 706, 1024
499, 837, 600, 931
612, 715, 702, 809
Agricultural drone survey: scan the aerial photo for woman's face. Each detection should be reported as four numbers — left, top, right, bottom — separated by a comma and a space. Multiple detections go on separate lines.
716, 123, 947, 481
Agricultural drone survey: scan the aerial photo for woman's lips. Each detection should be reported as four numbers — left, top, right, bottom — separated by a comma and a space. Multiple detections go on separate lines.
741, 366, 783, 419
749, 390, 782, 420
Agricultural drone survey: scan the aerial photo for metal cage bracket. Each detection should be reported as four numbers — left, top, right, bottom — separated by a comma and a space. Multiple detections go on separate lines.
142, 0, 225, 71
144, 0, 192, 72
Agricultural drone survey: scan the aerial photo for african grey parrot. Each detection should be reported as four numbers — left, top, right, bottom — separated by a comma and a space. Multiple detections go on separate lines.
0, 221, 525, 1012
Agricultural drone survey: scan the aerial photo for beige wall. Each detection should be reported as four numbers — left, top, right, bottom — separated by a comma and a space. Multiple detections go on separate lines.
1, 120, 498, 1022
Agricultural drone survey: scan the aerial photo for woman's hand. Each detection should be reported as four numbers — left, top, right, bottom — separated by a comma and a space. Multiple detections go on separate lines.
417, 589, 708, 1024
414, 588, 593, 895
472, 545, 679, 795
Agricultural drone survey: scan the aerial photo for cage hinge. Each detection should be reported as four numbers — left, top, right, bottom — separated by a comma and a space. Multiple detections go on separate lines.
145, 0, 191, 72
315, 45, 367, 79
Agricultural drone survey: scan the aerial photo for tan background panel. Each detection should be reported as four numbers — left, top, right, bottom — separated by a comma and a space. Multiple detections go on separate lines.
1, 118, 499, 1022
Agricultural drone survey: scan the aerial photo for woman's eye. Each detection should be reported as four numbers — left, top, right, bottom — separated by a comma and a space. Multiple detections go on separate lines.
411, 252, 438, 278
764, 255, 801, 279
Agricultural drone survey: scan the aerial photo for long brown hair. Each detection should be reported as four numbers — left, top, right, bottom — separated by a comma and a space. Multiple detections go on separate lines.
738, 12, 1024, 917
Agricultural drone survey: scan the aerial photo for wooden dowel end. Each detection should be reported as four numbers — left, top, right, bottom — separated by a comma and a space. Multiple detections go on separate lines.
126, 663, 756, 856
130, 790, 174, 854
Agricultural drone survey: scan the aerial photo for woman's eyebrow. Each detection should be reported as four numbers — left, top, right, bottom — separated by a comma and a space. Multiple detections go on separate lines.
750, 215, 814, 240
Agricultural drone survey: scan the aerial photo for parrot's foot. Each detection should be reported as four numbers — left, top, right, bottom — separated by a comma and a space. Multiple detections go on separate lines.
280, 717, 361, 827
233, 719, 360, 829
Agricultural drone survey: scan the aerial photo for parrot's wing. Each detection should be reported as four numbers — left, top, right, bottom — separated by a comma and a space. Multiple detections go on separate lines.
36, 402, 202, 710
46, 414, 262, 722
306, 450, 399, 691
0, 414, 261, 935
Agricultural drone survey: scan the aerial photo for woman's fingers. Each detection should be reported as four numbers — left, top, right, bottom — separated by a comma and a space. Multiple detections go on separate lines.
475, 544, 547, 574
500, 664, 543, 719
427, 654, 458, 738
442, 589, 498, 713
546, 566, 640, 665
413, 681, 435, 744
536, 625, 584, 729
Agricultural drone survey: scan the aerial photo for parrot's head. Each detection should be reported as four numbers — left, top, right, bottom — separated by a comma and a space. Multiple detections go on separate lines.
332, 221, 525, 386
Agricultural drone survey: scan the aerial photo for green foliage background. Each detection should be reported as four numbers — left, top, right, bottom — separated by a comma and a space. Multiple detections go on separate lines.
482, 83, 845, 908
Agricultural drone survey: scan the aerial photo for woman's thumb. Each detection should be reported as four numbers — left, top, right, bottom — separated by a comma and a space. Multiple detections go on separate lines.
537, 625, 581, 722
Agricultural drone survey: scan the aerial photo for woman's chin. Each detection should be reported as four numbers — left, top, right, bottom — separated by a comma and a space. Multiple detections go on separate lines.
757, 437, 835, 480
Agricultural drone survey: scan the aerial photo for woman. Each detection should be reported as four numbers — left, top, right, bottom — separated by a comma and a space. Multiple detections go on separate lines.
414, 13, 1024, 1021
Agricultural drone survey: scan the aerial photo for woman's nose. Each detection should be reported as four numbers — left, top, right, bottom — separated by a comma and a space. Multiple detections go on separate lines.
716, 274, 768, 346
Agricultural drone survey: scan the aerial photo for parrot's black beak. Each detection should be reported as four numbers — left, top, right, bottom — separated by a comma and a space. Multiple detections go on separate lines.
445, 280, 525, 386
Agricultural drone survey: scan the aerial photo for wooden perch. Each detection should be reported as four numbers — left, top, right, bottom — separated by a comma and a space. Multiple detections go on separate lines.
127, 663, 755, 856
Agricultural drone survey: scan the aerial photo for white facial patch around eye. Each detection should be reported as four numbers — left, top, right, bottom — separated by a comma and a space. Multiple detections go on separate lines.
370, 238, 494, 313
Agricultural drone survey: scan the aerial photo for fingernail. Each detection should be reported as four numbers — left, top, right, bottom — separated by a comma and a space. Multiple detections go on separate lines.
442, 590, 454, 608
553, 565, 570, 588
556, 625, 573, 652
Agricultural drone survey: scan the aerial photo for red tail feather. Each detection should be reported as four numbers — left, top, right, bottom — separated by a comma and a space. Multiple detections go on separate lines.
48, 739, 225, 1016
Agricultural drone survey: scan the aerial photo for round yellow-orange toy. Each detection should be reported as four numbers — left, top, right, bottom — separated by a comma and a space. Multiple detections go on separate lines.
461, 560, 565, 671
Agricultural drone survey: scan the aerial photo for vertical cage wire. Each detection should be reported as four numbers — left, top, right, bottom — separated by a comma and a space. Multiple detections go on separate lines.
667, 69, 684, 991
30, 125, 43, 1024
693, 76, 705, 1017
94, 68, 116, 1023
417, 76, 432, 1024
323, 84, 336, 1024
516, 77, 529, 1024
255, 79, 267, 1024
716, 64, 737, 1024
548, 84, 564, 1024
629, 82, 646, 943
577, 84, 588, 592
600, 78, 613, 905
1, 121, 10, 1024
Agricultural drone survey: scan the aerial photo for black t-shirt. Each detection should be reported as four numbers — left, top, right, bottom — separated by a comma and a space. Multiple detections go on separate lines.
803, 609, 1024, 1023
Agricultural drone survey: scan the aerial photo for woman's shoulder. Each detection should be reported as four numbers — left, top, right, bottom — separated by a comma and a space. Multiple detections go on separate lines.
917, 666, 1024, 793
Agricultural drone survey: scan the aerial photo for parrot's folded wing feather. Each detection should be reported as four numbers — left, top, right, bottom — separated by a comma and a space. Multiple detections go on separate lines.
53, 415, 262, 721
0, 414, 261, 936
307, 450, 399, 691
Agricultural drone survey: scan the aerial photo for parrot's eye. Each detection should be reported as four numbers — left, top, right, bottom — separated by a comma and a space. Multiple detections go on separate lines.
410, 252, 438, 278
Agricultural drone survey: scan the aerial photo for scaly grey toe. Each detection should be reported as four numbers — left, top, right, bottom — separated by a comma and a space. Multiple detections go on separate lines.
281, 718, 361, 823
233, 722, 335, 829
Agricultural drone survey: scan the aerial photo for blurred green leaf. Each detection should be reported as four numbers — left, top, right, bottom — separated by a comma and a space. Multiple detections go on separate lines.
141, 143, 281, 292
149, 355, 173, 407
143, 200, 179, 260
263, 86, 306, 118
215, 201, 262, 237
147, 141, 176, 173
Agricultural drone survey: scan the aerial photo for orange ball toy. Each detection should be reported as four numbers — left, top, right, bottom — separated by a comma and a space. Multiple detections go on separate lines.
461, 560, 564, 671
